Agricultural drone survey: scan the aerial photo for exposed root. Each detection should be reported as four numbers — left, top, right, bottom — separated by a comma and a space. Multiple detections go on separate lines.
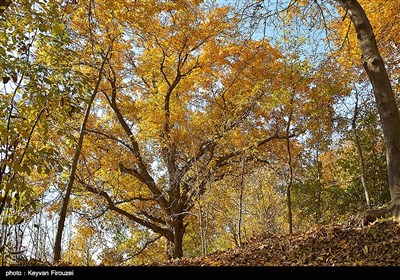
359, 199, 400, 226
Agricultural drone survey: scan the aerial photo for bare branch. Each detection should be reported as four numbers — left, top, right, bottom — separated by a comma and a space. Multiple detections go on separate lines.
84, 128, 135, 154
103, 64, 169, 213
82, 183, 172, 240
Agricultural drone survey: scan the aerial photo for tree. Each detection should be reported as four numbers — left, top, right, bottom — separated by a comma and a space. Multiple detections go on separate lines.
68, 1, 294, 259
335, 0, 400, 220
246, 0, 400, 221
53, 45, 112, 262
334, 91, 389, 210
0, 0, 85, 263
351, 89, 370, 208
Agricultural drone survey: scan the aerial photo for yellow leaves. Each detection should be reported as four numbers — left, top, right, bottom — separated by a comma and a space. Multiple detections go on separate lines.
319, 150, 337, 185
62, 1, 311, 262
52, 22, 65, 36
64, 223, 100, 266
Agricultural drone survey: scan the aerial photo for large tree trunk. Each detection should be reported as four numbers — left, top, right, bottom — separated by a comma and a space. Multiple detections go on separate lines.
166, 217, 185, 259
336, 0, 400, 221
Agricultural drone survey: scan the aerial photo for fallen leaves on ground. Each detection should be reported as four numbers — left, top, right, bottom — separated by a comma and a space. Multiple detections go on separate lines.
160, 217, 400, 266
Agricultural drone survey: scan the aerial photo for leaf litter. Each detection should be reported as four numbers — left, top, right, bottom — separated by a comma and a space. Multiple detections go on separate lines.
160, 217, 400, 266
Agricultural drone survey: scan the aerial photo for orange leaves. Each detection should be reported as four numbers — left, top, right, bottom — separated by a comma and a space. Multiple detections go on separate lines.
121, 3, 280, 154
57, 0, 365, 263
332, 0, 400, 79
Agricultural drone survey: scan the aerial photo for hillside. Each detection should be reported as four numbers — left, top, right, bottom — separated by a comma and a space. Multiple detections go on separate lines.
161, 218, 400, 266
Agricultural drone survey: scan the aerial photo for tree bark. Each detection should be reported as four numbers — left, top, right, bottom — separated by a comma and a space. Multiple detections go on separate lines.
53, 47, 111, 262
237, 155, 245, 246
166, 217, 185, 259
351, 91, 371, 209
337, 0, 400, 220
197, 200, 205, 255
286, 102, 294, 234
315, 148, 322, 224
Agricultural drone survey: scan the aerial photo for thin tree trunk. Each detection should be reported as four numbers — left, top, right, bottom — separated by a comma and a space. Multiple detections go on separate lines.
53, 47, 111, 262
197, 198, 206, 256
237, 155, 245, 246
286, 105, 294, 235
352, 90, 371, 209
204, 203, 209, 255
315, 148, 322, 224
337, 0, 400, 219
193, 135, 206, 256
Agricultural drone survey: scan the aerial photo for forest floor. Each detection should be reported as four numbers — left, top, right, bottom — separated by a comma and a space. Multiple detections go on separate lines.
14, 217, 400, 268
160, 217, 400, 266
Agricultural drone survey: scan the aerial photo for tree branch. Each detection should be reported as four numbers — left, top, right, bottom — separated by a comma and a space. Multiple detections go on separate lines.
83, 183, 172, 240
138, 211, 166, 226
103, 64, 169, 213
214, 132, 296, 168
119, 235, 162, 264
84, 128, 135, 154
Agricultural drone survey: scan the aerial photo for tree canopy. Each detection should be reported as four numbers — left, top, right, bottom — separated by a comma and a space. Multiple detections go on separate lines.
0, 0, 398, 265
